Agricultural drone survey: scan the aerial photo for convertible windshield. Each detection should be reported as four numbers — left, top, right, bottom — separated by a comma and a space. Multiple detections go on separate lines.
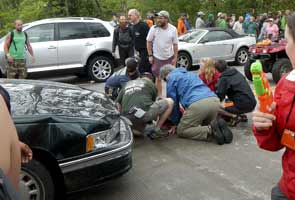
179, 30, 206, 43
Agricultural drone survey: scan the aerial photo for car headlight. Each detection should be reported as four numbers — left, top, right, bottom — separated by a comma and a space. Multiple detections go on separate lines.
86, 119, 131, 152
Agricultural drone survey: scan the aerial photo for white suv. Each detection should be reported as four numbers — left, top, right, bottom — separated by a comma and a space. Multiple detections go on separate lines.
0, 17, 117, 82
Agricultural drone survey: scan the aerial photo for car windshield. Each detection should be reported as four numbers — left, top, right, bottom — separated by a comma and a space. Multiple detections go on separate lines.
179, 30, 206, 43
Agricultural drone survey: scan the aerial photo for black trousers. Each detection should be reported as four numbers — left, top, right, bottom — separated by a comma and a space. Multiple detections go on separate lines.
118, 47, 134, 67
271, 185, 287, 200
137, 48, 151, 74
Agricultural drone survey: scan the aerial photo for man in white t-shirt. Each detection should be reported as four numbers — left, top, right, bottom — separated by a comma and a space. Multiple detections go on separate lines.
146, 10, 178, 97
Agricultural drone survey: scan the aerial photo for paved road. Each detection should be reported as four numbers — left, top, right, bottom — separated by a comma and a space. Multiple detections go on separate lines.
42, 66, 281, 200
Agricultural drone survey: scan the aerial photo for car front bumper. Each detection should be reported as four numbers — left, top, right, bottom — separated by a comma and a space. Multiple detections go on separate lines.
59, 119, 133, 193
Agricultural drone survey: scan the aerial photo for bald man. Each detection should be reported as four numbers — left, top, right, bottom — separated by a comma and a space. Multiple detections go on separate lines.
128, 9, 151, 75
4, 19, 34, 79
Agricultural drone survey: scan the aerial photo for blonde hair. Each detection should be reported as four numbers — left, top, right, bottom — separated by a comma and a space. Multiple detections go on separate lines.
200, 57, 215, 82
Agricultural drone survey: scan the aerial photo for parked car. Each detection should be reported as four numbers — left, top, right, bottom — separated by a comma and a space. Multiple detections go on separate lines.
0, 79, 133, 200
177, 28, 256, 69
244, 39, 292, 83
0, 17, 117, 82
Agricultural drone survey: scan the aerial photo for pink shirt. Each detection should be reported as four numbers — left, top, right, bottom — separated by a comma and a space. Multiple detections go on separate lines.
266, 24, 279, 37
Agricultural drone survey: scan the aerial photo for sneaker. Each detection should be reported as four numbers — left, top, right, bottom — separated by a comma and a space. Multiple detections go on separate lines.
218, 118, 233, 144
147, 127, 168, 140
210, 119, 225, 145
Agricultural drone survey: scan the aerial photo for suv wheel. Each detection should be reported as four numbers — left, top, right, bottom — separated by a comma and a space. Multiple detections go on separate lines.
272, 58, 292, 83
236, 47, 248, 65
20, 159, 55, 200
88, 56, 114, 82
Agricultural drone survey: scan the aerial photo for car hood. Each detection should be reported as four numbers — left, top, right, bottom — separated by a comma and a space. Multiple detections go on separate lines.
178, 41, 195, 49
0, 79, 119, 121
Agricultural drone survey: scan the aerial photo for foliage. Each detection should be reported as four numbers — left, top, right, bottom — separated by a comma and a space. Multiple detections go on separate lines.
0, 0, 295, 36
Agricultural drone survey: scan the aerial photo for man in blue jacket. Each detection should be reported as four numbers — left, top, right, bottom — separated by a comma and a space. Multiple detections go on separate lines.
160, 65, 233, 145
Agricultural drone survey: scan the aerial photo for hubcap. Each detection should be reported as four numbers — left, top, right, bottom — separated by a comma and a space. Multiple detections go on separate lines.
177, 55, 189, 68
238, 50, 248, 64
92, 59, 112, 80
19, 170, 44, 200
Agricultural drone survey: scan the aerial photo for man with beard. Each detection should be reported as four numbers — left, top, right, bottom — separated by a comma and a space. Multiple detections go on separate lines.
4, 19, 34, 79
128, 9, 151, 74
146, 10, 178, 97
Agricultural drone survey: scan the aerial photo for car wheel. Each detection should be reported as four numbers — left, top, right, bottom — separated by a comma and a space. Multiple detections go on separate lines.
244, 60, 253, 81
20, 159, 55, 200
272, 58, 292, 83
88, 56, 114, 82
236, 47, 248, 66
177, 52, 192, 69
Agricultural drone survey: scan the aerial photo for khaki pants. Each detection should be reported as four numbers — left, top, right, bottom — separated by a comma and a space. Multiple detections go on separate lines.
6, 59, 27, 79
177, 97, 220, 141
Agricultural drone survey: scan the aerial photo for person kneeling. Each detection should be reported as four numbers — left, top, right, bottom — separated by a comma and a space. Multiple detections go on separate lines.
215, 60, 257, 126
116, 73, 174, 139
160, 64, 233, 145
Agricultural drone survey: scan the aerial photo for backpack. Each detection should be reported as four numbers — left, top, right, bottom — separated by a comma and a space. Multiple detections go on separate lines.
118, 28, 133, 48
0, 169, 20, 200
9, 31, 28, 51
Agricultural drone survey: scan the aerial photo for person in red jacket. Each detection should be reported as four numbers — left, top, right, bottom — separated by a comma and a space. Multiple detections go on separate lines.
199, 57, 220, 92
252, 12, 295, 200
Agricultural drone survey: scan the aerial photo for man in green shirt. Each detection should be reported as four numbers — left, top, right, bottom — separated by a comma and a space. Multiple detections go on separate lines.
116, 74, 174, 138
4, 19, 34, 79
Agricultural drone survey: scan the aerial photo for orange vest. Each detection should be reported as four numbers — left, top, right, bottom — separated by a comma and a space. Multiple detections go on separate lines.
145, 19, 154, 27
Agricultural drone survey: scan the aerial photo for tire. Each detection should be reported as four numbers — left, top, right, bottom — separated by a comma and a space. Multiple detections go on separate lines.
244, 60, 253, 81
272, 58, 292, 83
177, 52, 192, 70
87, 55, 114, 82
235, 47, 249, 66
20, 159, 55, 200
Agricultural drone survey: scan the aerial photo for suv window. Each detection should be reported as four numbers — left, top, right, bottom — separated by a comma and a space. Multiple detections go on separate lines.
87, 23, 110, 37
25, 24, 55, 43
59, 23, 89, 40
201, 31, 232, 42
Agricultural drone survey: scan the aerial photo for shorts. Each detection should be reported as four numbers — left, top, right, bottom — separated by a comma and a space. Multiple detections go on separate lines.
6, 59, 27, 79
143, 99, 169, 122
152, 56, 173, 77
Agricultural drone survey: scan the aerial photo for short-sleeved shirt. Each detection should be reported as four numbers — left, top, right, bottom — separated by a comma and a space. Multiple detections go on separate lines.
146, 23, 178, 60
116, 79, 157, 114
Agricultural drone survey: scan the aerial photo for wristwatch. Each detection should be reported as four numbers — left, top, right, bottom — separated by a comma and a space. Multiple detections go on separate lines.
148, 55, 153, 57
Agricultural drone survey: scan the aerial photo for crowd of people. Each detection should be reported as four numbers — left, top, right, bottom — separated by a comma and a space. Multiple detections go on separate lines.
1, 7, 295, 200
108, 9, 295, 200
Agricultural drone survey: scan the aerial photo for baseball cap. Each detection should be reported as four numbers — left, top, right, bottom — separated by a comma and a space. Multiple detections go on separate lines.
156, 10, 170, 19
197, 11, 205, 16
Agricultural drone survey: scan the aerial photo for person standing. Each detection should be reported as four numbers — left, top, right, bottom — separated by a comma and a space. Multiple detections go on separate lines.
195, 11, 206, 29
218, 13, 228, 29
206, 13, 215, 28
252, 12, 295, 200
244, 16, 258, 37
110, 13, 120, 28
233, 16, 244, 34
4, 19, 34, 79
112, 15, 134, 67
128, 9, 151, 74
146, 10, 178, 97
177, 13, 188, 36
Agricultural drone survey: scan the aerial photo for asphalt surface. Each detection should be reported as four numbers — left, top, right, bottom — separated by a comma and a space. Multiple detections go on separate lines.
42, 66, 282, 200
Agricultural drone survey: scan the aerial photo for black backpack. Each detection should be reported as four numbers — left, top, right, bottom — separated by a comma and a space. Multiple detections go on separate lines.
9, 31, 28, 51
0, 169, 20, 200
